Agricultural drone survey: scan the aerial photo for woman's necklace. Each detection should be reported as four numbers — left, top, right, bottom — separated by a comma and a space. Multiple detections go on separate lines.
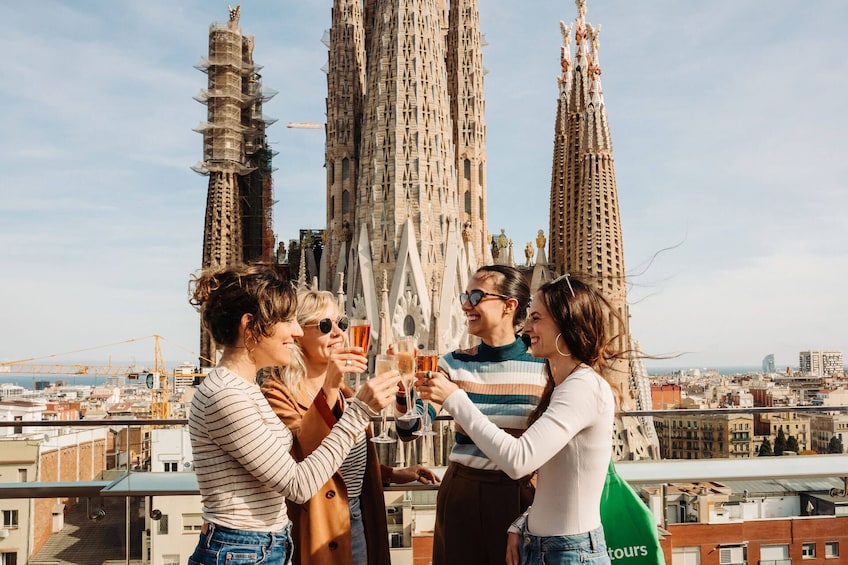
300, 380, 322, 401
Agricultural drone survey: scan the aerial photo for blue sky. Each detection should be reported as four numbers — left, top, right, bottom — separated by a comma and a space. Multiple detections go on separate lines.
1, 1, 846, 371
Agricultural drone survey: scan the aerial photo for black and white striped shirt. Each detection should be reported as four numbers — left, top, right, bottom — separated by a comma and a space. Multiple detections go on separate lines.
188, 367, 372, 531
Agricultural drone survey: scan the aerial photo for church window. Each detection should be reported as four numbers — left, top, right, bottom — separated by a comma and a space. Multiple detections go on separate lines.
465, 190, 471, 214
342, 190, 350, 214
342, 158, 350, 179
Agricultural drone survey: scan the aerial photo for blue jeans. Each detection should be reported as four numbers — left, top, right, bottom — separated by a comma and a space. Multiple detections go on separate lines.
518, 524, 610, 565
349, 496, 367, 565
188, 522, 293, 565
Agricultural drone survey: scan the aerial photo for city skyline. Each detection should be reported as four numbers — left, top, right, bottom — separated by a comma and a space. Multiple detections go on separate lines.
1, 1, 846, 369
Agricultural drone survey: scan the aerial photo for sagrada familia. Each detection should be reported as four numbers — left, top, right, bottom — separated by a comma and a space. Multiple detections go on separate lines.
192, 0, 659, 461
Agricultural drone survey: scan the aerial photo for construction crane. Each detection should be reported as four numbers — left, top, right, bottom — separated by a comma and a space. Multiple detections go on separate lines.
286, 121, 323, 129
1, 335, 207, 419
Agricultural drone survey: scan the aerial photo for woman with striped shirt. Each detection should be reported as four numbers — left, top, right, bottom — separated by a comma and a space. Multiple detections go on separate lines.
187, 266, 400, 565
260, 290, 438, 565
429, 265, 547, 565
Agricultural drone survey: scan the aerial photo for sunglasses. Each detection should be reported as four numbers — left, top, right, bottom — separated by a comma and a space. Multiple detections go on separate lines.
459, 289, 510, 307
305, 316, 350, 334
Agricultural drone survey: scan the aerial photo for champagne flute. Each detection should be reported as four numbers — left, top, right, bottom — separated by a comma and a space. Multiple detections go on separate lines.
414, 350, 439, 437
349, 319, 371, 390
394, 336, 420, 421
370, 354, 397, 444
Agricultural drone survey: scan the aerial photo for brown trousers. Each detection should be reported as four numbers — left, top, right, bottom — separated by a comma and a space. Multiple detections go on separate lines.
432, 462, 535, 565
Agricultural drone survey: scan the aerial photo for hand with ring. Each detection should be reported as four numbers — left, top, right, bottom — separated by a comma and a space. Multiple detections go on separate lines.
326, 347, 367, 390
414, 369, 458, 405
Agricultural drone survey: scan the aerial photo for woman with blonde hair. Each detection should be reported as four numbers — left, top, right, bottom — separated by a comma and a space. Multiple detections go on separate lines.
261, 289, 438, 565
418, 274, 618, 565
187, 266, 400, 565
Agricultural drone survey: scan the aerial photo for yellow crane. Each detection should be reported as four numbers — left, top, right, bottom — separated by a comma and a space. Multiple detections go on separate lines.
1, 335, 207, 419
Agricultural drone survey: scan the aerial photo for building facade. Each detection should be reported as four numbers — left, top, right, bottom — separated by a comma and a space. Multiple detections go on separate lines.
653, 413, 754, 460
799, 350, 844, 377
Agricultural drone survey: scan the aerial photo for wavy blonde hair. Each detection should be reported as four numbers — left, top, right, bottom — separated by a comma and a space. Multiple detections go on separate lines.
260, 290, 339, 390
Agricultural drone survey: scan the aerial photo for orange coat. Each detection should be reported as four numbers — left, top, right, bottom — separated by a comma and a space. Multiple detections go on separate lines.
261, 378, 392, 565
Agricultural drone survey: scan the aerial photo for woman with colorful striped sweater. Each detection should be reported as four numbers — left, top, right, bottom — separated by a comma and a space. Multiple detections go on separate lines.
429, 265, 547, 565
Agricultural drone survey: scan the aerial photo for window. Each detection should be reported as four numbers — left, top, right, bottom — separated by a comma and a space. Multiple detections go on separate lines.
2, 510, 18, 528
802, 543, 816, 558
1, 551, 18, 565
157, 514, 169, 535
183, 513, 203, 533
760, 543, 790, 564
17, 469, 26, 483
163, 462, 178, 472
671, 546, 700, 565
825, 542, 839, 558
162, 555, 180, 565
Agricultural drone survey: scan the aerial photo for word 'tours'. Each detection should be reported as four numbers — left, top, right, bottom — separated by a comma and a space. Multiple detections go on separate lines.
608, 545, 649, 560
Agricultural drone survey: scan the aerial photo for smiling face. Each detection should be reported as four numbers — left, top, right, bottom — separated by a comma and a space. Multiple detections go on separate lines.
522, 290, 564, 361
251, 317, 304, 369
462, 271, 517, 345
298, 303, 346, 366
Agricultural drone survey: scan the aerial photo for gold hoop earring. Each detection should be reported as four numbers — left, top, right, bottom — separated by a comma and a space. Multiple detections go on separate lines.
555, 333, 572, 357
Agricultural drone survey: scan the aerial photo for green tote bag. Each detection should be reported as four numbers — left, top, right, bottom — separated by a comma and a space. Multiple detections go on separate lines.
600, 461, 665, 564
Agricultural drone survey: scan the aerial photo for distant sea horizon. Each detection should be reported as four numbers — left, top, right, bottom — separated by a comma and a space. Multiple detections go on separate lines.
0, 365, 795, 391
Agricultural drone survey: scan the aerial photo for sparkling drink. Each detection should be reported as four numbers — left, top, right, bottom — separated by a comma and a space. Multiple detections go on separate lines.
414, 350, 439, 437
397, 352, 415, 376
349, 321, 371, 353
371, 354, 398, 444
416, 354, 439, 372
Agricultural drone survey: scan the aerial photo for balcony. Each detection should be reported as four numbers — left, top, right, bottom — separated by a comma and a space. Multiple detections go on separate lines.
1, 406, 847, 565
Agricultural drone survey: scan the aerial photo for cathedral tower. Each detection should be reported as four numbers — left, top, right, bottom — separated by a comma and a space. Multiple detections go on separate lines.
325, 0, 484, 352
193, 6, 276, 365
548, 0, 659, 460
447, 0, 488, 264
323, 0, 367, 284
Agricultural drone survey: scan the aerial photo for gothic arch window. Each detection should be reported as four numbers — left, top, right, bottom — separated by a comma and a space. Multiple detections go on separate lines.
329, 162, 335, 182
342, 158, 350, 180
464, 190, 471, 214
342, 189, 350, 214
330, 195, 335, 219
403, 315, 416, 337
463, 158, 471, 180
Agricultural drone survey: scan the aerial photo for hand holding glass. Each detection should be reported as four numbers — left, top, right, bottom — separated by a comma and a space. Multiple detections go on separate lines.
348, 319, 371, 390
394, 337, 420, 421
414, 351, 439, 436
370, 354, 398, 444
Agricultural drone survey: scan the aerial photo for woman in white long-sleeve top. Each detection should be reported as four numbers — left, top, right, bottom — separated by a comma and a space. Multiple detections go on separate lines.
187, 265, 400, 565
417, 274, 619, 565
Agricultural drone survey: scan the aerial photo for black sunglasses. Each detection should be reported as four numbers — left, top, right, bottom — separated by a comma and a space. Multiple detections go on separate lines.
459, 289, 510, 307
305, 316, 350, 334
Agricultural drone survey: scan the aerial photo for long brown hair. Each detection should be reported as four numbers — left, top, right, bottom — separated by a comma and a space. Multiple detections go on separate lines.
527, 274, 622, 425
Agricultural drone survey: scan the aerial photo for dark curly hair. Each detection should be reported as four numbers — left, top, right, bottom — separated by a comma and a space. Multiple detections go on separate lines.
189, 264, 297, 347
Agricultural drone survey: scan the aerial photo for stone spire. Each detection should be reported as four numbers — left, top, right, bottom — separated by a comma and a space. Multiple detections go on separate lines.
324, 0, 367, 290
193, 8, 275, 366
447, 0, 488, 263
547, 0, 658, 460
